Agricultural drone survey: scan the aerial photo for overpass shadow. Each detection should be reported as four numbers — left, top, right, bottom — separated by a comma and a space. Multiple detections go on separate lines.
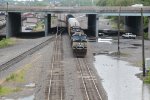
0, 35, 6, 40
16, 31, 45, 39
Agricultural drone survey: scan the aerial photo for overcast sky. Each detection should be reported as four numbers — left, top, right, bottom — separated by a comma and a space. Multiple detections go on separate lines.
15, 0, 43, 1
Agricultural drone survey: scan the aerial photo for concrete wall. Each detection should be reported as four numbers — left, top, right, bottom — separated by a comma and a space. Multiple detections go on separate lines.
48, 14, 51, 34
45, 14, 51, 36
7, 12, 21, 37
148, 17, 150, 39
87, 14, 98, 37
125, 16, 141, 35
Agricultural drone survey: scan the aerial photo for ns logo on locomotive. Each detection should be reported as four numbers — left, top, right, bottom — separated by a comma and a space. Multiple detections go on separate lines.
66, 14, 87, 57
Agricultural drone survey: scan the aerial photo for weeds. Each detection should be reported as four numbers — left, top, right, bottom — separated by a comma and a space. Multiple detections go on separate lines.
33, 21, 44, 31
0, 85, 21, 96
5, 64, 32, 82
0, 38, 15, 48
144, 70, 150, 84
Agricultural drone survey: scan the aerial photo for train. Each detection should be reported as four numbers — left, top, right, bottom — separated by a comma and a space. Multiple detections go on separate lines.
66, 14, 87, 57
0, 19, 6, 29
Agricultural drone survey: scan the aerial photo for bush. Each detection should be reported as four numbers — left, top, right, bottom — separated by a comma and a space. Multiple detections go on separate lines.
144, 71, 150, 84
0, 38, 15, 48
144, 32, 148, 39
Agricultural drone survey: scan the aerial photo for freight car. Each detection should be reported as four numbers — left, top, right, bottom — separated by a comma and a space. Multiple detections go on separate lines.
0, 19, 6, 29
66, 14, 87, 57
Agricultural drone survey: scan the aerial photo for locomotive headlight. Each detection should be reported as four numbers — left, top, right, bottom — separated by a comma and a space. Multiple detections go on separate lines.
77, 43, 84, 48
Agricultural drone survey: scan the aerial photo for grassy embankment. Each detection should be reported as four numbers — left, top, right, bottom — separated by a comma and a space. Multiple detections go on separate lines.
0, 64, 32, 96
0, 38, 15, 48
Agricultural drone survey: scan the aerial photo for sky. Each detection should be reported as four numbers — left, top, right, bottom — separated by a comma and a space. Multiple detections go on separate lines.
14, 0, 43, 1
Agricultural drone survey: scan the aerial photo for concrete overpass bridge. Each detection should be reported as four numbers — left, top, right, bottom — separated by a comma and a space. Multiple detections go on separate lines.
0, 6, 150, 38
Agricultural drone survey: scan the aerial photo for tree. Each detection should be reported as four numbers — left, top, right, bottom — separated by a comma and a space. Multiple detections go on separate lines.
96, 0, 150, 6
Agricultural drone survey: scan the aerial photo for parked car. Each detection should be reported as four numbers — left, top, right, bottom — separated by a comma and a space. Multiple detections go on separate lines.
98, 33, 104, 37
131, 4, 143, 7
25, 26, 33, 30
122, 33, 136, 39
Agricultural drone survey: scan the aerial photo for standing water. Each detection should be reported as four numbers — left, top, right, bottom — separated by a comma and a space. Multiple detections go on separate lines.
94, 55, 150, 100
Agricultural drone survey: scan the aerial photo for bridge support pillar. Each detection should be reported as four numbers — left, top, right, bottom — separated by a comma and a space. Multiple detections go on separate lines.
125, 16, 141, 35
45, 14, 51, 36
87, 14, 99, 37
48, 14, 51, 34
6, 12, 21, 37
148, 17, 150, 39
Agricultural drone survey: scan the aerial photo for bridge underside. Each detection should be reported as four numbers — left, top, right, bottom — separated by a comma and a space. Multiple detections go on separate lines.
5, 12, 150, 39
125, 16, 142, 35
6, 12, 55, 38
7, 12, 21, 37
87, 14, 98, 37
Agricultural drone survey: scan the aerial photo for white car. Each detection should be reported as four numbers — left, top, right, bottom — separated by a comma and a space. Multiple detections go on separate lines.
98, 33, 104, 37
131, 4, 143, 7
122, 33, 136, 39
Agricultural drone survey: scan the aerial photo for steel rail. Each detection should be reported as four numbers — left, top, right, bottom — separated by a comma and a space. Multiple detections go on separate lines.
48, 33, 58, 100
76, 57, 103, 100
58, 34, 63, 100
84, 59, 103, 100
47, 29, 64, 100
47, 54, 55, 100
76, 57, 90, 100
0, 36, 54, 71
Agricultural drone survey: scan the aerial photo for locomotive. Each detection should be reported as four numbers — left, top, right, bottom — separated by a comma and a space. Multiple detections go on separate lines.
66, 14, 87, 57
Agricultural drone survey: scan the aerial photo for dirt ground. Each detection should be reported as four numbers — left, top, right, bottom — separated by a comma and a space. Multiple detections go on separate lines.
0, 35, 149, 100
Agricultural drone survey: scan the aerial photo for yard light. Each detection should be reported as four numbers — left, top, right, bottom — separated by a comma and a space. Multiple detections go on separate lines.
141, 8, 145, 76
117, 6, 121, 55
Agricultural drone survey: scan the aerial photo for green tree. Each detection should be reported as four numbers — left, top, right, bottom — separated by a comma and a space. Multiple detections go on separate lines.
96, 0, 107, 6
97, 0, 150, 6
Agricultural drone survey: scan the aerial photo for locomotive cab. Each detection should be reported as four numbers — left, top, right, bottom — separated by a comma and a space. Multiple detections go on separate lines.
70, 26, 81, 35
71, 32, 87, 57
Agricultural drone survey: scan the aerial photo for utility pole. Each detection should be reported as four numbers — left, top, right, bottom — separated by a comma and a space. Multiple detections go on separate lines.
141, 8, 145, 76
7, 2, 8, 12
117, 6, 121, 55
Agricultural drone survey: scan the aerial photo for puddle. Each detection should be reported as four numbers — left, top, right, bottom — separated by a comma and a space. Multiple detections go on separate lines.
18, 95, 35, 100
132, 44, 142, 46
98, 38, 112, 44
94, 55, 150, 100
127, 46, 138, 49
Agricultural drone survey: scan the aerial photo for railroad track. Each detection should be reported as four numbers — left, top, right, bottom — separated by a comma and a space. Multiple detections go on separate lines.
76, 57, 104, 100
0, 36, 54, 71
46, 29, 64, 100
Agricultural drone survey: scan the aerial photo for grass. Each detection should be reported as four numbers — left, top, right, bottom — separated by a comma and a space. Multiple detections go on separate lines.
0, 38, 15, 48
33, 21, 44, 32
0, 86, 21, 96
144, 32, 148, 40
1, 64, 32, 95
0, 64, 32, 96
6, 71, 25, 82
144, 70, 150, 84
5, 64, 32, 82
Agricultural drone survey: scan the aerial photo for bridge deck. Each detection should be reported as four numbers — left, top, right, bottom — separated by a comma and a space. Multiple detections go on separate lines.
0, 6, 150, 16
